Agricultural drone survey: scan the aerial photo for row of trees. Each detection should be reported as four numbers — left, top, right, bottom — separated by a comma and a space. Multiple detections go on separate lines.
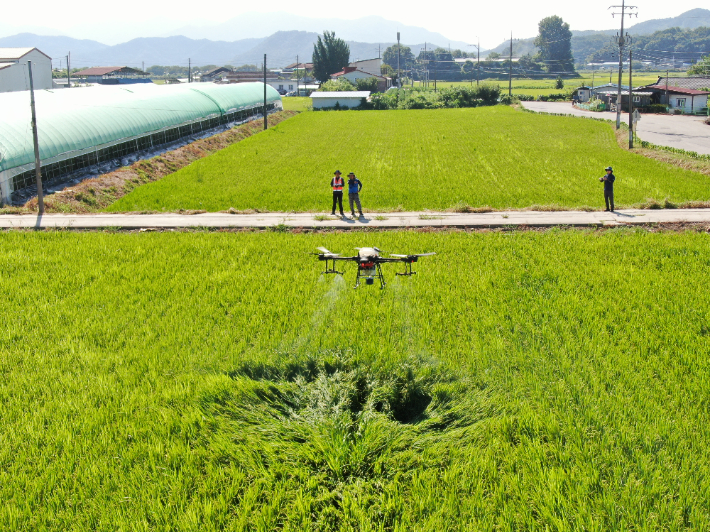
311, 17, 575, 85
585, 26, 710, 66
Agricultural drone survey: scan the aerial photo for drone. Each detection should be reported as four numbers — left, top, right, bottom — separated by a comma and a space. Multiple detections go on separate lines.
313, 247, 435, 288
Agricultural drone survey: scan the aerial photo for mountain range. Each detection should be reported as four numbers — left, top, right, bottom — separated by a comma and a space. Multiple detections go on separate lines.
0, 9, 707, 69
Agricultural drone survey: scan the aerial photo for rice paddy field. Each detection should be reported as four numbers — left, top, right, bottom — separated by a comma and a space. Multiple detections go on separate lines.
106, 107, 710, 213
2, 228, 710, 531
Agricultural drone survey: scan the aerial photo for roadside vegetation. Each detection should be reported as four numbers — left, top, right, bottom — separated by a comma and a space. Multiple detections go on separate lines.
107, 106, 710, 213
2, 228, 709, 530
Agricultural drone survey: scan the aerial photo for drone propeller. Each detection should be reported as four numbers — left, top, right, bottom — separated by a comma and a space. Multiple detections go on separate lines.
316, 247, 340, 256
390, 252, 436, 258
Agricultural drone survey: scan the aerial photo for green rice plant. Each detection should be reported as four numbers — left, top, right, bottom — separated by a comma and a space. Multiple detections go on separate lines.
107, 107, 710, 213
2, 229, 710, 530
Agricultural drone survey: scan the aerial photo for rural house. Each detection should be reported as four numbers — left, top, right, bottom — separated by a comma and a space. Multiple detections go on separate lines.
201, 67, 232, 82
73, 66, 151, 85
330, 58, 391, 92
0, 47, 52, 93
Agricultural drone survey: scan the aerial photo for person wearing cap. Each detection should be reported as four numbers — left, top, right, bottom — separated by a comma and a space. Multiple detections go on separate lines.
347, 172, 363, 218
330, 170, 345, 216
599, 166, 616, 212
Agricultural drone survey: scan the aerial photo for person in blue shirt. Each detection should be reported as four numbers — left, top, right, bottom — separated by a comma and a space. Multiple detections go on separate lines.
347, 172, 363, 218
600, 166, 616, 212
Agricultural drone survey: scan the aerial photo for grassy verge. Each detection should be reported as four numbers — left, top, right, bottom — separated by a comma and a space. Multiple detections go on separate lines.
1, 228, 709, 530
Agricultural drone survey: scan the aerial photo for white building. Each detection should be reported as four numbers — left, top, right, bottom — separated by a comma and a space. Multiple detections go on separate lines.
0, 48, 53, 93
348, 58, 382, 77
310, 91, 370, 109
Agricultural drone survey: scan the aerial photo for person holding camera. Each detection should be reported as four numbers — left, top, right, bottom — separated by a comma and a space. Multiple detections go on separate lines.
347, 172, 363, 218
600, 166, 616, 212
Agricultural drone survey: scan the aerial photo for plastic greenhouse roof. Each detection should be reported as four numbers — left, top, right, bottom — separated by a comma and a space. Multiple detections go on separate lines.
0, 82, 280, 173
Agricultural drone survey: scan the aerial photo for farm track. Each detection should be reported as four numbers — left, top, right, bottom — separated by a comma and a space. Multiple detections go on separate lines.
3, 208, 710, 229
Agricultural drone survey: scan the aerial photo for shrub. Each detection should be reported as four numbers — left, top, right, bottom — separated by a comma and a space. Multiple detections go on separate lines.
355, 77, 378, 92
318, 79, 356, 92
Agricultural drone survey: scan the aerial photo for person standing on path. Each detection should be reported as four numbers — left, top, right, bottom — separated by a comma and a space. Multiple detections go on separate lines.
347, 172, 363, 218
330, 170, 345, 216
600, 166, 615, 212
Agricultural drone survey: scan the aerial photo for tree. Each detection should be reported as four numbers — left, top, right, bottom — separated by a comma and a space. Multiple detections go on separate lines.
312, 31, 350, 83
381, 63, 395, 77
688, 54, 710, 76
382, 44, 415, 71
534, 16, 574, 73
487, 52, 501, 60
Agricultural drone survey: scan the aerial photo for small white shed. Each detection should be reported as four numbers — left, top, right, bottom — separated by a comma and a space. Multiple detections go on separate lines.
310, 91, 370, 109
0, 48, 53, 93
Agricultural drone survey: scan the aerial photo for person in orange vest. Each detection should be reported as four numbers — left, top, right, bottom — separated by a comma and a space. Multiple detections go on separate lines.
330, 170, 345, 216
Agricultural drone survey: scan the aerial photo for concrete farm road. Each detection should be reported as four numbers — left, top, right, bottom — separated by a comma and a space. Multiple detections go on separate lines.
2, 210, 710, 229
521, 101, 710, 156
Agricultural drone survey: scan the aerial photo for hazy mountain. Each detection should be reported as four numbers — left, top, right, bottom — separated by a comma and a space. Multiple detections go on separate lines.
0, 23, 67, 39
230, 30, 404, 68
172, 12, 470, 50
0, 33, 108, 63
99, 36, 263, 67
627, 8, 710, 34
0, 33, 263, 68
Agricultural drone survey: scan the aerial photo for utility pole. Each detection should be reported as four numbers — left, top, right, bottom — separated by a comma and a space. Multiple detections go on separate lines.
665, 69, 669, 106
296, 54, 299, 97
424, 42, 427, 88
263, 54, 267, 131
628, 49, 634, 148
468, 40, 480, 87
28, 61, 45, 214
188, 58, 191, 83
508, 31, 513, 97
397, 32, 401, 88
609, 0, 637, 128
477, 38, 480, 87
434, 52, 437, 92
67, 52, 71, 88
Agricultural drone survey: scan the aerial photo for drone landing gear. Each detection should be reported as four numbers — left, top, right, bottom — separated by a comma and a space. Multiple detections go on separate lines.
321, 257, 343, 275
355, 263, 386, 289
396, 261, 417, 276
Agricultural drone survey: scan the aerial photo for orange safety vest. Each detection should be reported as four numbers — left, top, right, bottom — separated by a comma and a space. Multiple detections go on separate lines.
331, 177, 344, 192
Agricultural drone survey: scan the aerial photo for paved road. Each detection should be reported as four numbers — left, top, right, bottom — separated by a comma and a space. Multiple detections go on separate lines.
521, 101, 710, 155
2, 210, 710, 229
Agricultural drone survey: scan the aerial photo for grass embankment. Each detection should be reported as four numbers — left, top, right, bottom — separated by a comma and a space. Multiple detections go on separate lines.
2, 229, 709, 530
108, 106, 710, 213
12, 111, 297, 214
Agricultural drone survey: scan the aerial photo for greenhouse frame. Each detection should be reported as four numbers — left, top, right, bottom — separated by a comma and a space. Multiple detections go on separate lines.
0, 82, 282, 204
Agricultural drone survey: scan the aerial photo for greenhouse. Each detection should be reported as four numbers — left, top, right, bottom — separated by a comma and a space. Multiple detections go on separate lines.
0, 82, 281, 204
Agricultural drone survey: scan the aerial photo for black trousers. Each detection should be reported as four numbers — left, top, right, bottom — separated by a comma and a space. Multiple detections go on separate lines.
604, 189, 614, 211
332, 192, 344, 214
